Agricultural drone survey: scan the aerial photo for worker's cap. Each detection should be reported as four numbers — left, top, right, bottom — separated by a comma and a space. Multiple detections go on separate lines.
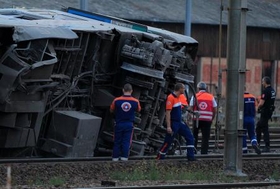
197, 82, 207, 90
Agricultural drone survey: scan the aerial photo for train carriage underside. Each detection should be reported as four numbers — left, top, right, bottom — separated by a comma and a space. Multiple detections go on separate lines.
0, 8, 198, 157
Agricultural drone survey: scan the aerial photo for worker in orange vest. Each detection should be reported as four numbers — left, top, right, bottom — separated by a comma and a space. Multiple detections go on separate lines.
189, 82, 217, 154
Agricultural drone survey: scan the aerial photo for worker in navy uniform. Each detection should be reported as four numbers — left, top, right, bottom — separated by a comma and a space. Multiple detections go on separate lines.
243, 87, 261, 155
256, 76, 276, 152
110, 83, 141, 161
156, 83, 195, 161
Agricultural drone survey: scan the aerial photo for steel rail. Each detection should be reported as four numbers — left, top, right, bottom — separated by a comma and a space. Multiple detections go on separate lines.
77, 181, 280, 189
0, 153, 279, 164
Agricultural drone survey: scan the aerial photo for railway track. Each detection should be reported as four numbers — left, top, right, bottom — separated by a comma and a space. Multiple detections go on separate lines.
196, 126, 280, 153
79, 182, 280, 189
2, 154, 280, 188
0, 153, 279, 164
0, 127, 279, 164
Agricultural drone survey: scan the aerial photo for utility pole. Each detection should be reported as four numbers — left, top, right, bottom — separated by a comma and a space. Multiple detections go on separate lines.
214, 0, 224, 153
185, 0, 192, 36
223, 0, 248, 176
80, 0, 88, 11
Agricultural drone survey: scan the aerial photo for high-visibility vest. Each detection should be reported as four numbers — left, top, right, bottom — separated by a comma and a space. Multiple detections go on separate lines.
193, 92, 215, 121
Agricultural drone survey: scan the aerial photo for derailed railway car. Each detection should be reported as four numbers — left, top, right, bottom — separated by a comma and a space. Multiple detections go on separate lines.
0, 8, 198, 157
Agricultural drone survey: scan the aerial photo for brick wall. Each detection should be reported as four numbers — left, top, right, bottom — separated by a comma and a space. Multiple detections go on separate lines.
198, 57, 280, 120
198, 57, 280, 99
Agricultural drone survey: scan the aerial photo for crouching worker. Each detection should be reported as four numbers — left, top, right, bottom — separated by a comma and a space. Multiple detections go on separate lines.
110, 83, 141, 161
156, 83, 195, 161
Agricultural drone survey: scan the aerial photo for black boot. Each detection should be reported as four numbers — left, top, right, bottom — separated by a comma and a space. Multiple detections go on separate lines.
262, 146, 270, 153
252, 144, 261, 155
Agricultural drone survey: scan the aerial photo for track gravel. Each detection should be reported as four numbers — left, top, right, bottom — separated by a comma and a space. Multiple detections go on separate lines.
0, 159, 279, 188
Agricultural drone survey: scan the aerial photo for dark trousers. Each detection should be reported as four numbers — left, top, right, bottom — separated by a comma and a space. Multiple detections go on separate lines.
157, 121, 195, 160
243, 116, 257, 150
193, 120, 211, 154
256, 116, 270, 147
112, 122, 133, 159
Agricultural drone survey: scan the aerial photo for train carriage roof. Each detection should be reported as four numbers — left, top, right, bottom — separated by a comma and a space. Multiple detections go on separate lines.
0, 0, 279, 29
0, 8, 198, 44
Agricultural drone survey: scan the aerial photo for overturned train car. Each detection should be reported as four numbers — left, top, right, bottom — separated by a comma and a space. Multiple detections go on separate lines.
0, 8, 198, 157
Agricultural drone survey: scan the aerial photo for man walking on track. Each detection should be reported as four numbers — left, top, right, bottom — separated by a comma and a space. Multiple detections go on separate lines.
189, 81, 217, 154
156, 83, 195, 161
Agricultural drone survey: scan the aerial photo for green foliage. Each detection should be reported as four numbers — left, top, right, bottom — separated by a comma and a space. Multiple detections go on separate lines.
23, 176, 65, 187
109, 160, 255, 184
34, 179, 44, 186
26, 178, 45, 186
110, 161, 161, 181
109, 160, 221, 182
211, 173, 249, 183
48, 176, 65, 187
271, 170, 280, 180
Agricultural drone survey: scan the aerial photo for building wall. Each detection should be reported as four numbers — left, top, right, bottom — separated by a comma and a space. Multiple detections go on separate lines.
137, 21, 280, 59
197, 57, 280, 98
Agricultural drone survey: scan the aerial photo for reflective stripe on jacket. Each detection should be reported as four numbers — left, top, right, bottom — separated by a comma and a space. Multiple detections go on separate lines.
193, 91, 215, 121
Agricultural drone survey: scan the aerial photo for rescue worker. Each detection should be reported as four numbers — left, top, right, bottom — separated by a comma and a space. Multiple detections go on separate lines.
156, 83, 195, 161
243, 88, 261, 154
189, 82, 217, 154
256, 76, 276, 152
179, 93, 189, 124
110, 83, 141, 161
179, 93, 189, 107
256, 95, 261, 105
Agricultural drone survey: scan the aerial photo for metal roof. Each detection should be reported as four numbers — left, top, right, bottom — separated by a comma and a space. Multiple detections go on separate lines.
1, 0, 280, 29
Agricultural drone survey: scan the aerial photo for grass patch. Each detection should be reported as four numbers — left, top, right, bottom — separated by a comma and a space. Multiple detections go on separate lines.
110, 168, 219, 181
217, 174, 248, 183
109, 160, 229, 182
34, 179, 44, 186
271, 170, 280, 180
26, 178, 43, 186
20, 176, 66, 187
48, 176, 65, 187
110, 165, 160, 181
